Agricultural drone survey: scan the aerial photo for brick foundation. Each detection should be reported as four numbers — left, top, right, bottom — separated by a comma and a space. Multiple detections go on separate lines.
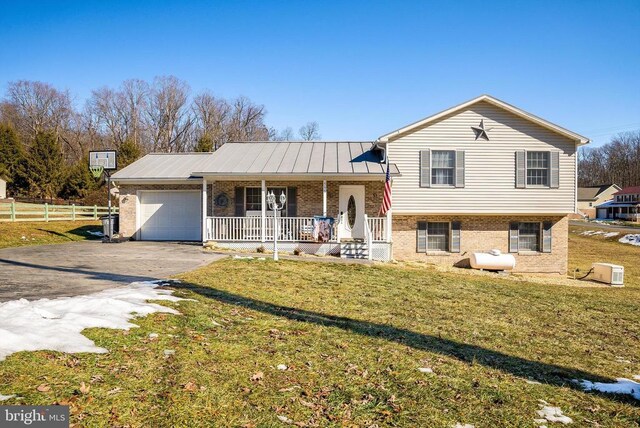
392, 215, 569, 274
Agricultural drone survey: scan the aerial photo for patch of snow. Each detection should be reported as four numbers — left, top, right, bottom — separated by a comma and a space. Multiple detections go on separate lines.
0, 281, 184, 361
453, 424, 474, 428
0, 393, 15, 401
86, 230, 104, 237
418, 367, 433, 373
164, 349, 175, 357
277, 364, 288, 371
148, 333, 159, 339
633, 375, 640, 380
619, 234, 640, 246
578, 378, 640, 400
526, 379, 542, 385
536, 402, 573, 424
20, 236, 26, 240
233, 255, 254, 260
603, 232, 619, 238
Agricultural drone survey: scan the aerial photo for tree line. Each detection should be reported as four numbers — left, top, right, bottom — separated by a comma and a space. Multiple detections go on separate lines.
578, 130, 640, 188
0, 77, 320, 202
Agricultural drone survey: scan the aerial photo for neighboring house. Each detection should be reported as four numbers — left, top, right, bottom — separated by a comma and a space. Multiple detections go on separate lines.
0, 178, 6, 199
112, 95, 589, 274
577, 184, 621, 218
595, 186, 640, 222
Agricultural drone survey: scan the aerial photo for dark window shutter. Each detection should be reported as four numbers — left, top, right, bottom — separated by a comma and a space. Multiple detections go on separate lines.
515, 150, 526, 188
542, 221, 552, 253
509, 222, 519, 253
450, 221, 461, 253
287, 187, 297, 217
416, 221, 427, 253
549, 151, 559, 188
420, 150, 431, 188
234, 187, 244, 216
455, 150, 465, 188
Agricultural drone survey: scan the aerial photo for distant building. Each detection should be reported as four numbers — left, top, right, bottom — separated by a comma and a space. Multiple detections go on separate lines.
577, 184, 620, 218
0, 178, 6, 199
596, 186, 640, 222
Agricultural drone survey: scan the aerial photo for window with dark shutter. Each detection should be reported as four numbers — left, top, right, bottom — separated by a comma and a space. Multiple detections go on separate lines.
515, 151, 526, 188
287, 187, 297, 217
455, 151, 465, 188
542, 221, 552, 253
450, 221, 461, 253
417, 221, 427, 252
420, 150, 431, 188
234, 187, 244, 216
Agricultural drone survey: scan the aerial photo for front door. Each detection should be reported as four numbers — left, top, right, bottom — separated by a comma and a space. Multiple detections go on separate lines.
339, 185, 365, 240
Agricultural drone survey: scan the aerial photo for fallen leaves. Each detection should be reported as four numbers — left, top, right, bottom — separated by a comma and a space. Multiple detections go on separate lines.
79, 382, 90, 395
251, 371, 264, 382
183, 381, 198, 392
36, 384, 51, 392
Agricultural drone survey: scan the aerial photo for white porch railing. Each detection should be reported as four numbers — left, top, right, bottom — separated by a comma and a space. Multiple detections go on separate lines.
367, 217, 386, 242
206, 216, 339, 242
617, 213, 640, 221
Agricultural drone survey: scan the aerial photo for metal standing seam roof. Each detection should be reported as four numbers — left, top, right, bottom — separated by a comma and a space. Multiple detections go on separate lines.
111, 153, 213, 180
111, 142, 399, 181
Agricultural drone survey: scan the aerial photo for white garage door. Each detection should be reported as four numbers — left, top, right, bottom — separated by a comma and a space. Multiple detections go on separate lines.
139, 191, 201, 241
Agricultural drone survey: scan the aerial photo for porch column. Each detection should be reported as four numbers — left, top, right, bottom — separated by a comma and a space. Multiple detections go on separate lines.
201, 178, 208, 243
322, 180, 327, 217
261, 180, 266, 242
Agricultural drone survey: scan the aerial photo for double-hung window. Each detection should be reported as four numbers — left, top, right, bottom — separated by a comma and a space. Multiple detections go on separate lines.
517, 222, 540, 252
509, 221, 552, 253
427, 222, 449, 251
416, 221, 461, 253
244, 187, 287, 214
431, 150, 455, 186
526, 151, 549, 186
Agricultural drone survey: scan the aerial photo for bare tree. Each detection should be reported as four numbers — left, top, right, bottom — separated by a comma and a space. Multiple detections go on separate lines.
227, 96, 270, 142
192, 91, 231, 149
144, 76, 194, 152
578, 130, 640, 187
6, 80, 72, 143
299, 121, 321, 141
88, 79, 149, 150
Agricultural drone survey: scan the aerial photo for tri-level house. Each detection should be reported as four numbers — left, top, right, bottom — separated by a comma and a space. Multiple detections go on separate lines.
112, 95, 589, 274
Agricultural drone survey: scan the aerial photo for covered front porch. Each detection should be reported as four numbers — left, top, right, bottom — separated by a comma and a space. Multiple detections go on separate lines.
596, 201, 640, 222
201, 178, 392, 260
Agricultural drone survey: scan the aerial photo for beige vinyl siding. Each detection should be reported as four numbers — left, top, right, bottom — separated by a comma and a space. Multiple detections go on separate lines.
387, 101, 577, 214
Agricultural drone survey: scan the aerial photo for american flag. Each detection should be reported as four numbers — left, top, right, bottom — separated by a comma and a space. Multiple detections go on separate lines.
378, 161, 392, 216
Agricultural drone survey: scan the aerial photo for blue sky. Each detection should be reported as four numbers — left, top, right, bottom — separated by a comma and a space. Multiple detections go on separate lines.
0, 0, 638, 146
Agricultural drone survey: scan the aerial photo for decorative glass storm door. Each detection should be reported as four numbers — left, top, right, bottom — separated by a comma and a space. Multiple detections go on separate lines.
338, 185, 365, 240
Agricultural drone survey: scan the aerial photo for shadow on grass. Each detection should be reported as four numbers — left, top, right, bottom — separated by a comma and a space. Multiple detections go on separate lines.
36, 225, 103, 240
172, 282, 639, 406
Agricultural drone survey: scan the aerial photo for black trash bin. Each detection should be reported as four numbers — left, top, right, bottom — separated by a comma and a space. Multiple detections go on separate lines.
100, 214, 119, 237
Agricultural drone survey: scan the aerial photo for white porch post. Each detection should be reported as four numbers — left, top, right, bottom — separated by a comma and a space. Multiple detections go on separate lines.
201, 178, 208, 243
322, 180, 327, 217
261, 180, 266, 242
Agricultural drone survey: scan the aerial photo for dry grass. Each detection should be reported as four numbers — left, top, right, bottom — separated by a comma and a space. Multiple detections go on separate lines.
0, 226, 638, 426
0, 220, 102, 249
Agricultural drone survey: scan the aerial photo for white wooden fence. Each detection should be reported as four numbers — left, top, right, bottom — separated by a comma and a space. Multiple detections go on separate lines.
0, 202, 117, 222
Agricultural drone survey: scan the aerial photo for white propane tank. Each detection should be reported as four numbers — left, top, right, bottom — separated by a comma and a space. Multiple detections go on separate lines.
470, 250, 516, 271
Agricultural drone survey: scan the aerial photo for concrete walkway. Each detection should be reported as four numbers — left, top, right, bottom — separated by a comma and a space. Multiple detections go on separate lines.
0, 241, 224, 302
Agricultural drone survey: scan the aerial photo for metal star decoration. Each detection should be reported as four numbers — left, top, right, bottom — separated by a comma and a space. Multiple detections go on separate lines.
471, 119, 491, 141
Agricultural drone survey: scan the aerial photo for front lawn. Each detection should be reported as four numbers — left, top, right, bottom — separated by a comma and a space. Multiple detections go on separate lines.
0, 230, 638, 426
0, 220, 102, 249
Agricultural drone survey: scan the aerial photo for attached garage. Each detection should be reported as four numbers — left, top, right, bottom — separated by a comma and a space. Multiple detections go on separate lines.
138, 191, 201, 241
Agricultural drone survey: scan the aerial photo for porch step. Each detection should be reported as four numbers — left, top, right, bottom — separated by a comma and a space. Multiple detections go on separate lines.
340, 242, 369, 259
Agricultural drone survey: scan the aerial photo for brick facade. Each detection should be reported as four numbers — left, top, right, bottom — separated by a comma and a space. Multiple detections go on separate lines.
392, 215, 569, 274
210, 180, 384, 218
118, 180, 384, 239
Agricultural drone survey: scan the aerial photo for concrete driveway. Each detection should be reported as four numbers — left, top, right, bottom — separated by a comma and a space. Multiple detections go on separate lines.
0, 241, 224, 302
